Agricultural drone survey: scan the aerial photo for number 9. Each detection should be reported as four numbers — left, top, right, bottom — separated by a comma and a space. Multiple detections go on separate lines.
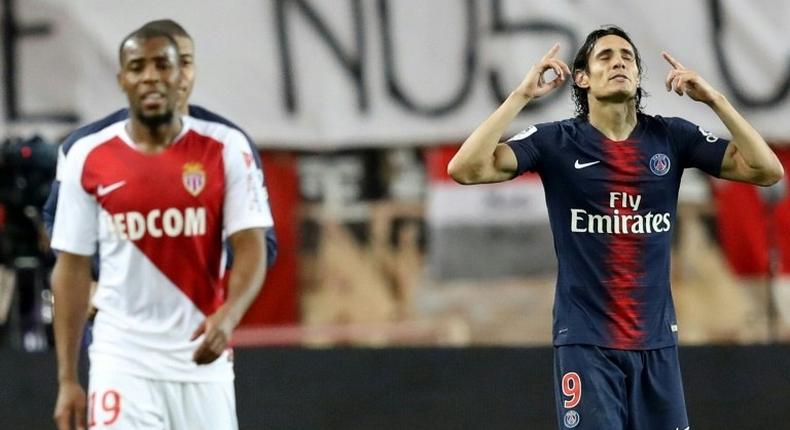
562, 372, 581, 409
102, 390, 121, 425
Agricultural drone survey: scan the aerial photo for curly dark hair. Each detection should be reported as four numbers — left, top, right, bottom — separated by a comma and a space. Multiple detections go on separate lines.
571, 26, 645, 120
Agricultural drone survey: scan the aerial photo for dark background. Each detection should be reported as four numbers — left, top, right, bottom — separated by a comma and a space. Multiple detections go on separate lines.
2, 345, 789, 429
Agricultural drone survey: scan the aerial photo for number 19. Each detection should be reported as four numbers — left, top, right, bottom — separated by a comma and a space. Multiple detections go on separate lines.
88, 390, 122, 427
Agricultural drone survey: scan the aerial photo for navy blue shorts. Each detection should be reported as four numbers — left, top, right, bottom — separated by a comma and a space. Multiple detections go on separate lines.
553, 345, 689, 430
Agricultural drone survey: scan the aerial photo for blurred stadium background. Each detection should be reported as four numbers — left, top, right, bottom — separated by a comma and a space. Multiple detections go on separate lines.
1, 0, 789, 428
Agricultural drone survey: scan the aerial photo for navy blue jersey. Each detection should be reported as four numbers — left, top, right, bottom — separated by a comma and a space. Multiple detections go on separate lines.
42, 105, 278, 268
507, 114, 728, 349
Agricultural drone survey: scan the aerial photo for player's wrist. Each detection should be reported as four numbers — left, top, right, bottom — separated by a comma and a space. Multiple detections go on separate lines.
508, 91, 532, 106
57, 374, 80, 384
214, 304, 240, 335
706, 91, 726, 108
220, 316, 237, 337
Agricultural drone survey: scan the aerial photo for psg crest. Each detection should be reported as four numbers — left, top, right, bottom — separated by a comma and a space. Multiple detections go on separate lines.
563, 410, 580, 428
182, 162, 206, 197
649, 153, 671, 176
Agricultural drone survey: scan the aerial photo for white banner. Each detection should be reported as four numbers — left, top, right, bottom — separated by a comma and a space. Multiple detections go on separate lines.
3, 0, 789, 148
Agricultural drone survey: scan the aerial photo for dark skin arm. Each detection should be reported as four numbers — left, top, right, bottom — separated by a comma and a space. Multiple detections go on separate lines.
191, 227, 267, 364
52, 252, 93, 430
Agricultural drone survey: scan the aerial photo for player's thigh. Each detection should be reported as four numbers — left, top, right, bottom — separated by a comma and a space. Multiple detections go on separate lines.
162, 380, 238, 430
629, 346, 689, 430
87, 369, 164, 430
554, 345, 627, 430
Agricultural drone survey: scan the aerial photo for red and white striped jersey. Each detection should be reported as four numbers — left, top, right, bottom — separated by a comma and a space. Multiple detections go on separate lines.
51, 116, 273, 381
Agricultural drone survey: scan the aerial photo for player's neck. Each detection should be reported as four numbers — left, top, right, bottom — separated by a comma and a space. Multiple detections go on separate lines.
588, 101, 637, 141
127, 116, 183, 154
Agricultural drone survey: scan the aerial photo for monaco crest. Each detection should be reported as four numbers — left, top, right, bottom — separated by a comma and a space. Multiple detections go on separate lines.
182, 162, 206, 197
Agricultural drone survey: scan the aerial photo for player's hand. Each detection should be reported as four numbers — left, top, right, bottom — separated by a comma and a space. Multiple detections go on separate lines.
513, 43, 572, 100
53, 380, 87, 430
191, 307, 234, 365
662, 51, 721, 104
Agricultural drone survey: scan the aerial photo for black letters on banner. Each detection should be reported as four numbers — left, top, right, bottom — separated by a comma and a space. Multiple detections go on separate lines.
274, 0, 576, 117
487, 0, 577, 113
275, 0, 368, 114
1, 0, 77, 123
708, 0, 789, 109
5, 0, 786, 123
377, 0, 477, 117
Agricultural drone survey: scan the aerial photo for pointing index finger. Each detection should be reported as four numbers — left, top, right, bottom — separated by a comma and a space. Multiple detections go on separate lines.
662, 51, 685, 70
542, 43, 560, 60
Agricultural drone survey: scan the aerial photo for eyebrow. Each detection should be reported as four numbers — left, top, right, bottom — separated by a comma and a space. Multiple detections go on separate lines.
594, 47, 634, 58
124, 54, 174, 65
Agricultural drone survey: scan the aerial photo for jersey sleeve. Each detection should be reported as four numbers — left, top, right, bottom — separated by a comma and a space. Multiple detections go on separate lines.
664, 116, 729, 177
50, 147, 98, 256
222, 130, 275, 236
238, 128, 278, 267
505, 124, 551, 176
188, 105, 278, 267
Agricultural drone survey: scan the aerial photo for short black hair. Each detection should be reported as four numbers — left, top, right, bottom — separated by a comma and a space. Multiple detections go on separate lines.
139, 19, 192, 40
118, 26, 180, 66
571, 25, 645, 120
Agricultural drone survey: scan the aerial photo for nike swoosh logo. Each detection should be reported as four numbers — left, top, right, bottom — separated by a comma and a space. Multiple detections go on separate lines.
96, 181, 126, 197
574, 160, 600, 169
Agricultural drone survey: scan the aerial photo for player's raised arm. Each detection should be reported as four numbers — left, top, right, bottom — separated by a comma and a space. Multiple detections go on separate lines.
448, 43, 571, 185
662, 51, 784, 186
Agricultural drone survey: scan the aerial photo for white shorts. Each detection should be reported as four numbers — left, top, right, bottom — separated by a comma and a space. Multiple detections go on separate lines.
87, 368, 238, 430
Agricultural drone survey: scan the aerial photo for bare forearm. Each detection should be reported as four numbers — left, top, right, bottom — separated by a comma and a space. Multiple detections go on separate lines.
710, 94, 782, 173
458, 92, 531, 161
223, 229, 267, 328
449, 43, 570, 183
448, 92, 530, 182
51, 256, 92, 382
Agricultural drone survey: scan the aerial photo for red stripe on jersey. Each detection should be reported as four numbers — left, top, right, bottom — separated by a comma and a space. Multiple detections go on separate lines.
83, 131, 226, 316
601, 138, 645, 348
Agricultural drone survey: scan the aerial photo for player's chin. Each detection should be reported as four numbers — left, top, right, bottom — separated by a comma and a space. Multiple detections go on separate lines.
601, 89, 635, 103
141, 105, 166, 116
138, 110, 175, 127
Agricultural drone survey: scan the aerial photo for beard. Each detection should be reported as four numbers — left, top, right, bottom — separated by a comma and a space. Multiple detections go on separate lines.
595, 79, 640, 104
598, 88, 636, 104
136, 109, 175, 129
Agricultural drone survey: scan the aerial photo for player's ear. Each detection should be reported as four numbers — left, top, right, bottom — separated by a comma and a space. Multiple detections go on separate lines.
574, 70, 589, 89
